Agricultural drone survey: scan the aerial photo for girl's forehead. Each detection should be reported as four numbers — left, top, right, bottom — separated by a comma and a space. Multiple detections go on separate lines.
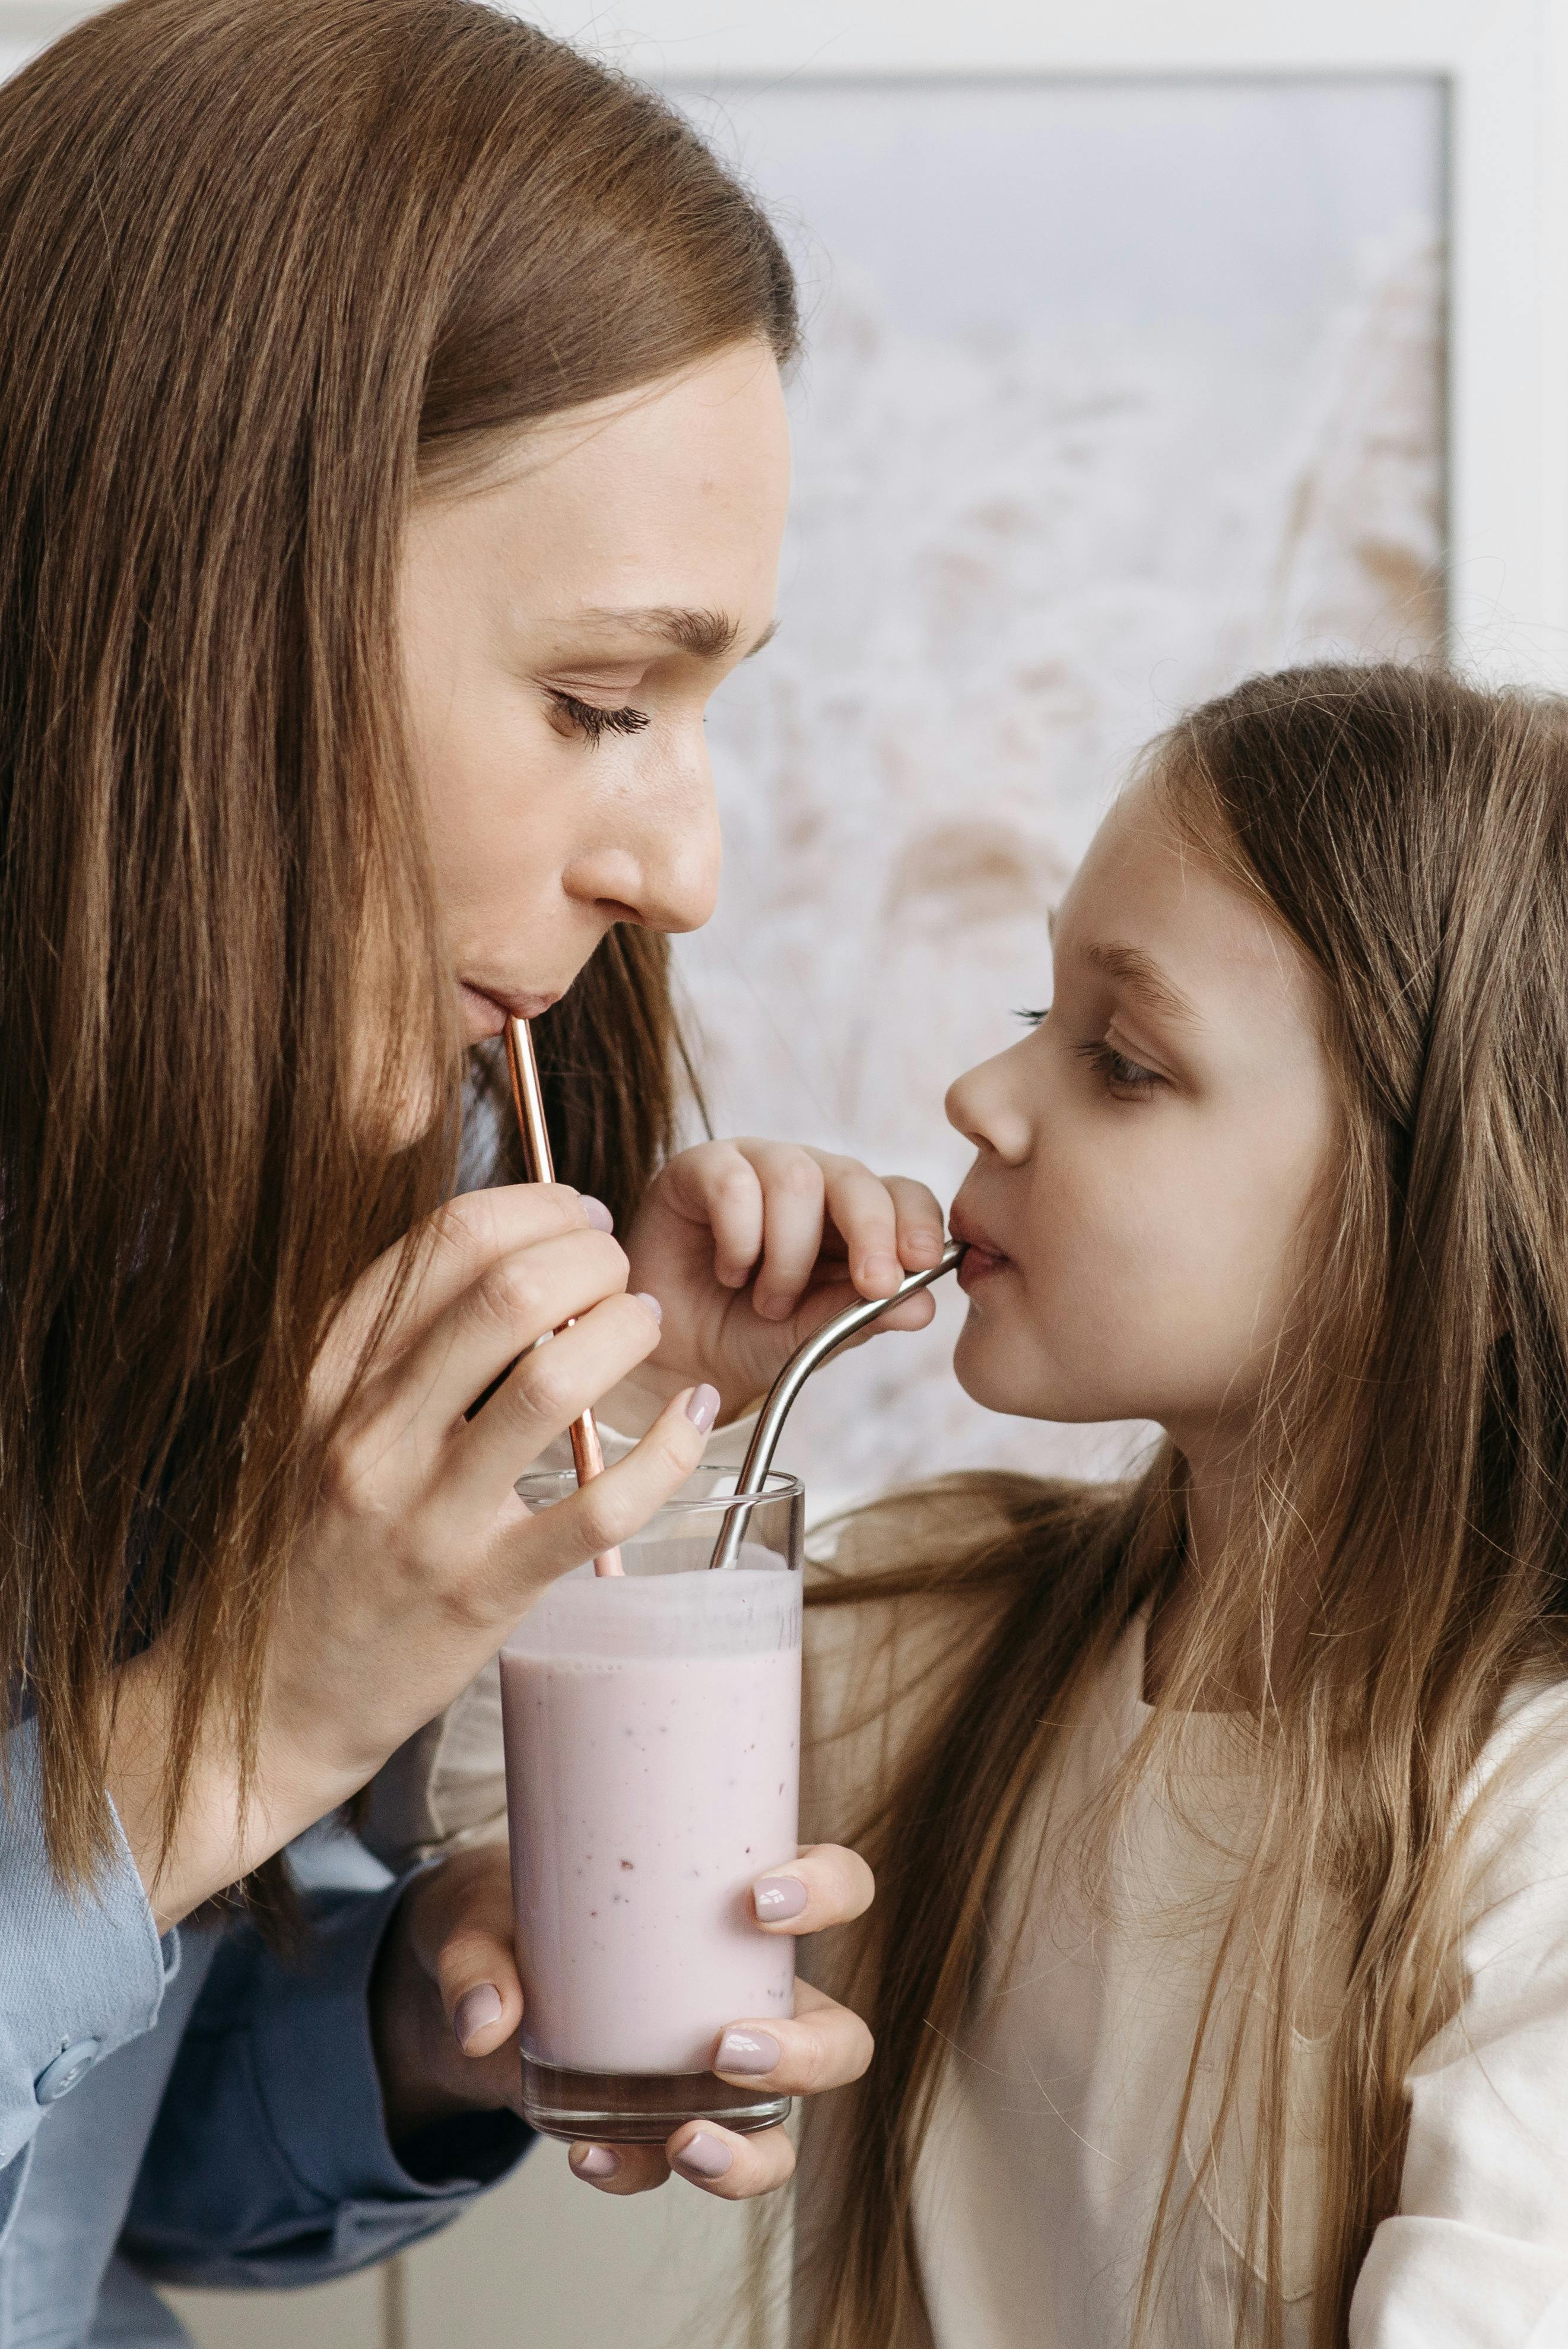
1058, 784, 1316, 1016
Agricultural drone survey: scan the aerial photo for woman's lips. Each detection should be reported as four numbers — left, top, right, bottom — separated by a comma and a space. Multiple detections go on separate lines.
457, 980, 561, 1041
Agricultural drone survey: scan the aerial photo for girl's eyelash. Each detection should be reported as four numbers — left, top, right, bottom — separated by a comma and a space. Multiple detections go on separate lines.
547, 689, 650, 746
1075, 1038, 1162, 1096
1015, 1006, 1050, 1027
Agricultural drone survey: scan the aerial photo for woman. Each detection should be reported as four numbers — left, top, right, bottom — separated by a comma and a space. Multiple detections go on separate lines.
0, 4, 942, 2340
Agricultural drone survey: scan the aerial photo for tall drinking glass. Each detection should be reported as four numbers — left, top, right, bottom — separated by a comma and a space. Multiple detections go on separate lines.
501, 1466, 803, 2144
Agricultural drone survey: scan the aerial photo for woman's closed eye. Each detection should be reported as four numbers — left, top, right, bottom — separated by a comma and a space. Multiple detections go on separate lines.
545, 687, 650, 746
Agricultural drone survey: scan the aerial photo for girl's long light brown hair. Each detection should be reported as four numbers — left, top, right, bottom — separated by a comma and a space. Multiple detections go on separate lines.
0, 0, 795, 1890
800, 664, 1568, 2349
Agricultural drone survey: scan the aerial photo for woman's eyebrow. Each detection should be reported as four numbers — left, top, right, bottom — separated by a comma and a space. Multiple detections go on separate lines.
1084, 941, 1200, 1026
578, 606, 778, 661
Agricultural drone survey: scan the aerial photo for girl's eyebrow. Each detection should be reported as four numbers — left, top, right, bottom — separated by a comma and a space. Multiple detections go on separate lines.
1084, 941, 1200, 1026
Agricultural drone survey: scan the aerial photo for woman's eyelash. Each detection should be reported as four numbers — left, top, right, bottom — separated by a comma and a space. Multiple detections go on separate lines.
1015, 1006, 1050, 1028
1075, 1038, 1161, 1096
547, 689, 650, 746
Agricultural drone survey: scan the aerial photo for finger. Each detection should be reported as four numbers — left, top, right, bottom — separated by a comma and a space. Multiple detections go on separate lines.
884, 1177, 949, 1273
568, 2141, 672, 2195
432, 1895, 525, 2062
669, 1142, 766, 1291
746, 1144, 829, 1323
666, 2120, 795, 2200
712, 1983, 874, 2097
312, 1186, 603, 1418
752, 1843, 875, 1934
820, 1160, 906, 1298
449, 1289, 665, 1508
375, 1227, 637, 1446
498, 1382, 718, 1590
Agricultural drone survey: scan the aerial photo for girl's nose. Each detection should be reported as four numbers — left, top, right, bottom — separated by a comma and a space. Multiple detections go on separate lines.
565, 742, 723, 936
945, 1048, 1034, 1165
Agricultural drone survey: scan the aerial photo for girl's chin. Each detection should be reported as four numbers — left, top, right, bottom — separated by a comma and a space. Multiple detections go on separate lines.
952, 1308, 1115, 1425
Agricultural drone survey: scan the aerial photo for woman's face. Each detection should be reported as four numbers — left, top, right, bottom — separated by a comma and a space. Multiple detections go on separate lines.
400, 339, 791, 1047
945, 781, 1337, 1465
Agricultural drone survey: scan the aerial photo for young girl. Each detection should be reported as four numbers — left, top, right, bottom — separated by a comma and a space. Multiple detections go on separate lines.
785, 660, 1568, 2349
523, 660, 1566, 2343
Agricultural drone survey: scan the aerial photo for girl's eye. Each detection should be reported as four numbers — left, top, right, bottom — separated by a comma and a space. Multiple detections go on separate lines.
1074, 1038, 1163, 1099
546, 689, 651, 747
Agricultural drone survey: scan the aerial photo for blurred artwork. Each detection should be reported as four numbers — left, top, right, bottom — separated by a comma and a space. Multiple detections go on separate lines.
669, 77, 1446, 1511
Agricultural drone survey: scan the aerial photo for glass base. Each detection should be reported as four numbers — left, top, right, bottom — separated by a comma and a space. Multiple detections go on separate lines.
520, 2055, 790, 2144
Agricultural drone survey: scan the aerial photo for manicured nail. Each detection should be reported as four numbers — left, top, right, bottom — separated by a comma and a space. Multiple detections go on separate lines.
633, 1291, 662, 1323
572, 2144, 620, 2180
580, 1196, 614, 1231
716, 2027, 780, 2077
673, 2131, 733, 2180
453, 1983, 503, 2050
685, 1383, 720, 1434
753, 1876, 808, 1922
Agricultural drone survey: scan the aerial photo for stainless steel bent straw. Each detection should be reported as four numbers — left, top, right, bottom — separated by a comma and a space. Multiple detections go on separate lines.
707, 1239, 967, 1571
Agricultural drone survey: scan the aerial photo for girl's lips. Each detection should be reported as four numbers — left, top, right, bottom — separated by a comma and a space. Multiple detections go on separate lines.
956, 1243, 1010, 1292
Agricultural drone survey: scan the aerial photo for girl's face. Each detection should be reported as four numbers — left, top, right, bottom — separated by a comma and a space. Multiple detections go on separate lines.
947, 781, 1337, 1463
399, 340, 791, 1047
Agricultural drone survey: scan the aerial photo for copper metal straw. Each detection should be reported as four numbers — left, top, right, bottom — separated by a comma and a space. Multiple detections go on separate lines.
707, 1239, 967, 1571
503, 1015, 624, 1577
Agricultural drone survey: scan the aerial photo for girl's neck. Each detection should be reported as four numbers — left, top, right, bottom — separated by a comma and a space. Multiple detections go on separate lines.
1144, 1434, 1277, 1710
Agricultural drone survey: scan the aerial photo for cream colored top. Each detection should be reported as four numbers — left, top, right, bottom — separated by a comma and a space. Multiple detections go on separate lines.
795, 1532, 1568, 2349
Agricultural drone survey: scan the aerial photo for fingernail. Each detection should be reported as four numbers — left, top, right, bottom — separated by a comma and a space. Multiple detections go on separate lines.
754, 1876, 808, 1922
716, 2027, 780, 2077
580, 1197, 614, 1232
862, 1254, 902, 1292
633, 1291, 663, 1323
673, 2131, 733, 2180
572, 2145, 620, 2180
453, 1983, 503, 2050
685, 1383, 720, 1434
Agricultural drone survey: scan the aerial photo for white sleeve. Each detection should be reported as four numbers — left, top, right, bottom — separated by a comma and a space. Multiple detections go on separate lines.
1350, 1687, 1568, 2348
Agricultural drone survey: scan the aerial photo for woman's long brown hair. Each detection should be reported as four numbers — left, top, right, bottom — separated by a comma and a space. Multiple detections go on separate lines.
800, 664, 1568, 2349
0, 0, 795, 1888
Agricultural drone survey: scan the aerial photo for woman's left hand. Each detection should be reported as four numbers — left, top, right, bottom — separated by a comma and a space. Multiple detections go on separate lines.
615, 1140, 948, 1424
370, 1840, 874, 2199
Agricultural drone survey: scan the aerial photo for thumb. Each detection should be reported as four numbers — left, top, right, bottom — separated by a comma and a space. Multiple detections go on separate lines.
428, 1859, 526, 2061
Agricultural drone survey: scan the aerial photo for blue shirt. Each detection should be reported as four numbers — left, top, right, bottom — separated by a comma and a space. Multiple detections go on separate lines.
0, 1717, 531, 2345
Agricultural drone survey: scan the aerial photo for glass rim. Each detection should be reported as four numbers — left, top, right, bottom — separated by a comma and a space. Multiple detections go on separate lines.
512, 1464, 804, 1522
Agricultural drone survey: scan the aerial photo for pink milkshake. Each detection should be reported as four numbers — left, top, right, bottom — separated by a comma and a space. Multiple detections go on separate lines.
501, 1473, 803, 2142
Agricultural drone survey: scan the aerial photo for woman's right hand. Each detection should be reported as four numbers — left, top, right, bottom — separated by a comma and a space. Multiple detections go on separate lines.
105, 1184, 715, 1932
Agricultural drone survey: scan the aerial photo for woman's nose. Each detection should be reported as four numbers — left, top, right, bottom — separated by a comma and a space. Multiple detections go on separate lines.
945, 1048, 1033, 1164
565, 740, 723, 936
